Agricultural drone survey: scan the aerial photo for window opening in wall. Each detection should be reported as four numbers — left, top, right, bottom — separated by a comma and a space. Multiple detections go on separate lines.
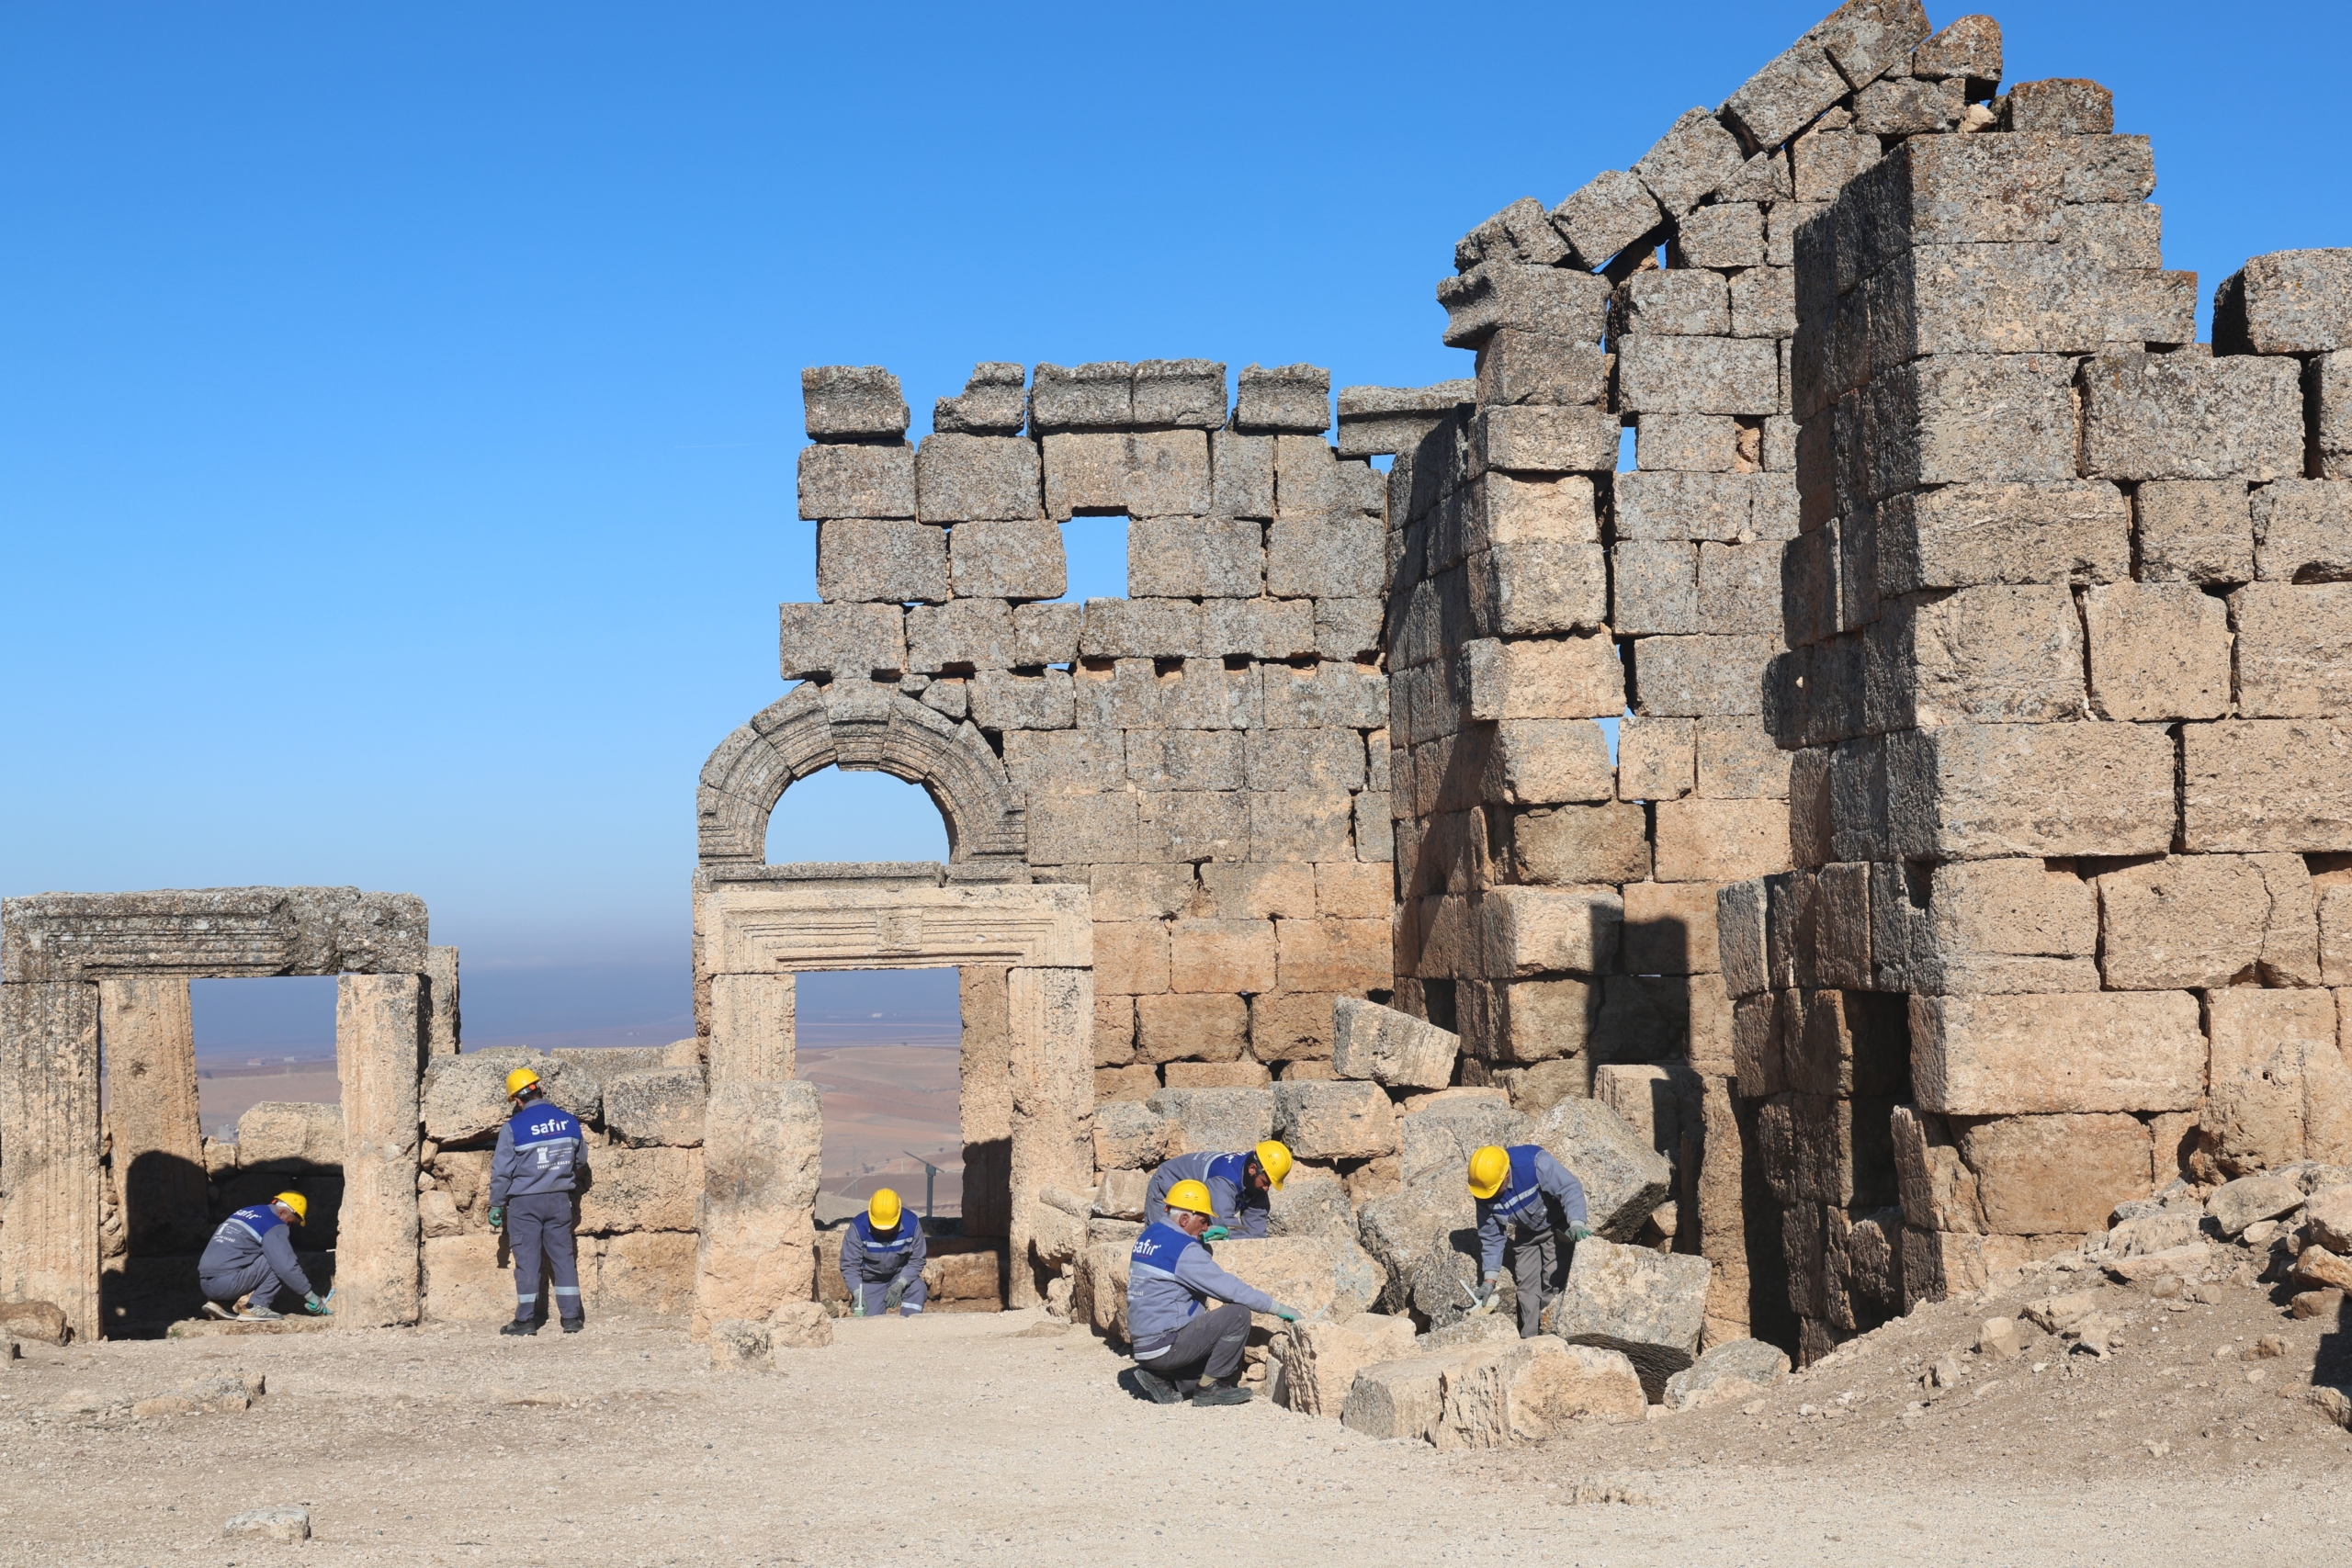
764, 765, 950, 864
1055, 513, 1129, 602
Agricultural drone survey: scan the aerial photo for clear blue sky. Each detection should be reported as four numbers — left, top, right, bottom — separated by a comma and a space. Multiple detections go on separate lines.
6, 2, 2345, 1045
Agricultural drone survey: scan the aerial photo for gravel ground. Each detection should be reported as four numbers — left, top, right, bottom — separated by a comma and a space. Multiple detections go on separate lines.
1, 1275, 2343, 1567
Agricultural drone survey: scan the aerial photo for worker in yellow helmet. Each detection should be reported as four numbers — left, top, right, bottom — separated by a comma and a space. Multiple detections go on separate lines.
198, 1190, 331, 1320
841, 1188, 927, 1317
1126, 1179, 1300, 1406
490, 1066, 589, 1337
1143, 1140, 1293, 1239
1467, 1145, 1591, 1338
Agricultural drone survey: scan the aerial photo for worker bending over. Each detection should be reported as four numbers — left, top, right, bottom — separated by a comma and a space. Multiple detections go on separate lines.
198, 1192, 331, 1321
1467, 1144, 1590, 1338
1143, 1139, 1292, 1238
1126, 1179, 1301, 1407
490, 1067, 588, 1336
841, 1188, 927, 1317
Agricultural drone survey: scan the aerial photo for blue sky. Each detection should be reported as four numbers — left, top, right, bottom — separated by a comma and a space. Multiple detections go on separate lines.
6, 1, 2346, 1045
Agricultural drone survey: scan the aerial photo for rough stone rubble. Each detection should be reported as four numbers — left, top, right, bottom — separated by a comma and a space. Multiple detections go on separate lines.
7, 0, 2352, 1459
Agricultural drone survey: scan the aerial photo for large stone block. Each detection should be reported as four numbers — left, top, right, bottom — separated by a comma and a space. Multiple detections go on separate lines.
1629, 635, 1779, 717
1632, 107, 1746, 219
1874, 857, 2100, 997
949, 521, 1065, 601
932, 362, 1025, 436
593, 1233, 696, 1318
1463, 636, 1623, 721
1652, 800, 1789, 883
2213, 249, 2352, 355
797, 443, 914, 520
1514, 802, 1650, 885
1146, 1088, 1275, 1156
1207, 1235, 1382, 1330
2182, 720, 2352, 852
815, 518, 948, 604
579, 1146, 701, 1235
2136, 480, 2253, 585
1132, 358, 1228, 428
2250, 480, 2352, 583
1340, 1347, 1494, 1443
420, 1234, 514, 1323
1478, 886, 1623, 979
1331, 998, 1458, 1090
1125, 517, 1261, 599
1952, 1113, 2152, 1235
1437, 265, 1611, 352
2234, 583, 2352, 718
1663, 1337, 1791, 1411
802, 366, 908, 441
1877, 481, 2131, 595
1616, 336, 1781, 415
1274, 1080, 1398, 1160
1042, 431, 1209, 519
233, 1102, 344, 1170
421, 1050, 600, 1146
1134, 992, 1248, 1064
1552, 1236, 1712, 1401
1886, 722, 2176, 860
1865, 586, 2085, 729
1548, 169, 1661, 267
2198, 988, 2352, 1175
913, 434, 1042, 523
1272, 1314, 1420, 1416
2080, 581, 2231, 721
2095, 853, 2314, 989
1910, 991, 2204, 1114
695, 1080, 822, 1332
1234, 364, 1330, 434
1529, 1098, 1672, 1240
2080, 351, 2303, 482
778, 602, 905, 681
603, 1067, 706, 1147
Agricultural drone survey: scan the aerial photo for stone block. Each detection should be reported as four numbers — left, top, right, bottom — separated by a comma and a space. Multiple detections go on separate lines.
1634, 412, 1738, 472
1474, 333, 1611, 410
2080, 350, 2303, 483
1866, 584, 2086, 729
1548, 169, 1661, 267
1147, 1088, 1276, 1156
1335, 381, 1476, 461
1265, 515, 1385, 598
802, 366, 909, 441
1530, 1097, 1672, 1240
1121, 516, 1260, 599
1696, 717, 1788, 799
1134, 790, 1249, 863
1675, 204, 1764, 270
1553, 1236, 1712, 1401
1623, 881, 1722, 976
1633, 107, 1746, 218
1461, 636, 1622, 722
1260, 662, 1385, 730
1791, 129, 1881, 202
1910, 991, 2204, 1114
578, 1146, 700, 1235
797, 442, 914, 520
1249, 990, 1342, 1064
1479, 886, 1623, 978
2251, 481, 2352, 584
2314, 355, 2352, 479
1133, 992, 1249, 1065
1274, 1079, 1398, 1160
1630, 635, 1778, 717
968, 667, 1073, 730
2122, 480, 2254, 586
695, 1081, 821, 1331
1042, 431, 1209, 519
1612, 540, 1698, 635
1273, 1314, 1420, 1416
907, 598, 1013, 671
1273, 918, 1387, 996
932, 362, 1025, 435
1467, 540, 1609, 637
946, 520, 1064, 601
1029, 361, 1133, 432
1721, 39, 1848, 152
2094, 853, 2314, 989
1612, 471, 1761, 543
1470, 404, 1618, 475
1652, 799, 1789, 883
2236, 583, 2352, 718
1616, 336, 1780, 415
2182, 720, 2352, 852
912, 434, 1043, 524
1697, 540, 1781, 633
1233, 364, 1330, 434
1340, 1347, 1491, 1443
1615, 270, 1730, 339
1886, 722, 2176, 860
1331, 998, 1457, 1090
1859, 355, 2075, 497
1663, 1337, 1791, 1411
1438, 264, 1611, 352
2213, 249, 2352, 355
1093, 994, 1136, 1066
234, 1102, 344, 1170
815, 519, 948, 604
421, 1050, 599, 1146
778, 602, 905, 681
1163, 1060, 1271, 1089
1131, 358, 1227, 428
1875, 481, 2130, 595
1092, 921, 1170, 997
1092, 1100, 1170, 1171
1513, 802, 1650, 885
1396, 1094, 1532, 1189
1855, 74, 1962, 135
1953, 1113, 2151, 1235
1618, 715, 1695, 802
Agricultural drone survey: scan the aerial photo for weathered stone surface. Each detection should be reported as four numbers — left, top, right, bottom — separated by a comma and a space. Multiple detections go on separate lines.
1042, 432, 1209, 519
695, 1080, 821, 1334
1548, 169, 1661, 267
1876, 481, 2130, 595
2, 886, 431, 985
1617, 336, 1781, 415
815, 518, 946, 604
2135, 480, 2252, 585
1910, 991, 2204, 1114
603, 1067, 706, 1147
578, 1146, 701, 1235
1529, 1098, 1672, 1241
2182, 720, 2352, 853
1553, 1236, 1711, 1401
234, 1102, 344, 1170
2206, 1173, 2304, 1238
1273, 1314, 1420, 1416
422, 1050, 599, 1145
2305, 1184, 2352, 1254
1331, 998, 1458, 1090
2197, 988, 2352, 1175
2079, 581, 2230, 721
1440, 265, 1612, 354
2093, 853, 2313, 989
1233, 364, 1330, 434
1662, 1337, 1790, 1411
1209, 1235, 1382, 1329
802, 366, 908, 441
1633, 107, 1746, 219
1464, 636, 1624, 721
1886, 722, 2176, 861
1146, 1088, 1275, 1156
1515, 802, 1651, 885
1953, 1113, 2151, 1235
2249, 480, 2352, 583
1274, 1079, 1398, 1160
222, 1506, 311, 1544
1479, 886, 1623, 978
797, 442, 914, 520
1652, 800, 1789, 883
932, 362, 1025, 436
334, 974, 424, 1328
2214, 250, 2352, 355
2079, 352, 2303, 482
2234, 583, 2352, 718
1340, 1346, 1494, 1443
98, 976, 208, 1253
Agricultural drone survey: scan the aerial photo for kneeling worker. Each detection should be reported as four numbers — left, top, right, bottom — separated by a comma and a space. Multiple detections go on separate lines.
1467, 1144, 1590, 1339
490, 1067, 588, 1336
1127, 1179, 1301, 1407
198, 1192, 331, 1321
841, 1188, 927, 1317
1143, 1139, 1292, 1238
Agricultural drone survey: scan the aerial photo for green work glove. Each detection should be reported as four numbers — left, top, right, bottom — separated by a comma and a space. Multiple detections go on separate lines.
488, 1206, 504, 1231
303, 1292, 332, 1316
1271, 1303, 1301, 1323
1570, 1224, 1593, 1244
1201, 1226, 1230, 1243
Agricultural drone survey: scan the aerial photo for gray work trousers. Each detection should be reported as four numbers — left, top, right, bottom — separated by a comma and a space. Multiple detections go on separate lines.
1509, 1228, 1566, 1339
507, 1190, 582, 1323
200, 1258, 289, 1311
1135, 1301, 1251, 1391
852, 1272, 929, 1316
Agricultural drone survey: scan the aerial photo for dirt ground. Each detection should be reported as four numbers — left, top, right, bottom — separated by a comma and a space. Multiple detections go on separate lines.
3, 1265, 2346, 1568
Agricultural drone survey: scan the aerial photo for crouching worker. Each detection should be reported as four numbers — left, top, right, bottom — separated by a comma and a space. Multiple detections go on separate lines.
490, 1067, 587, 1337
841, 1188, 926, 1317
1143, 1139, 1292, 1239
1126, 1179, 1302, 1408
1467, 1144, 1590, 1339
198, 1192, 331, 1321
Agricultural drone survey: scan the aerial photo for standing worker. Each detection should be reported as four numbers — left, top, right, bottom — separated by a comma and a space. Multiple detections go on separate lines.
840, 1188, 927, 1317
489, 1067, 588, 1337
1467, 1144, 1591, 1339
198, 1192, 332, 1321
1143, 1140, 1292, 1238
1125, 1179, 1302, 1407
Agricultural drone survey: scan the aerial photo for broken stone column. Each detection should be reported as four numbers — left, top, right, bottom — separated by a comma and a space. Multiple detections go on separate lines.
708, 972, 794, 1085
0, 981, 101, 1342
423, 945, 461, 1055
97, 976, 209, 1254
1007, 966, 1095, 1309
334, 974, 424, 1327
694, 1078, 822, 1335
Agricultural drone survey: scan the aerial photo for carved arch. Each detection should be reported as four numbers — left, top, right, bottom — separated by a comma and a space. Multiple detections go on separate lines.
695, 682, 1024, 866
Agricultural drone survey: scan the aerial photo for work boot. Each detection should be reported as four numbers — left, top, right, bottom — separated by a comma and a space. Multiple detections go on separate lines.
1192, 1384, 1252, 1407
560, 1317, 584, 1335
1130, 1368, 1184, 1405
201, 1301, 235, 1321
500, 1320, 537, 1337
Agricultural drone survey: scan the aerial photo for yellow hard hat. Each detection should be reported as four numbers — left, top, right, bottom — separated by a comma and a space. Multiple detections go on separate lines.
503, 1067, 541, 1098
1252, 1140, 1294, 1192
1467, 1145, 1510, 1201
1164, 1179, 1216, 1218
869, 1188, 902, 1229
273, 1191, 310, 1224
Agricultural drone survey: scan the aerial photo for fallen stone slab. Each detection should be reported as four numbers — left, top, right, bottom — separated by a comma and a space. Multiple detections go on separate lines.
1398, 1096, 1533, 1191
1417, 1312, 1521, 1353
2105, 1243, 2213, 1283
1268, 1165, 1356, 1238
223, 1507, 310, 1543
1272, 1314, 1419, 1416
1273, 1079, 1399, 1160
2106, 1211, 2204, 1257
1332, 998, 1460, 1090
0, 1301, 69, 1346
1209, 1235, 1383, 1327
2021, 1292, 2103, 1333
1093, 1168, 1148, 1221
2206, 1173, 2305, 1236
2304, 1184, 2352, 1253
165, 1315, 333, 1338
1340, 1346, 1501, 1443
1553, 1237, 1710, 1401
2295, 1247, 2352, 1293
1507, 1341, 1647, 1436
1662, 1337, 1790, 1411
1530, 1099, 1673, 1240
1031, 1201, 1086, 1268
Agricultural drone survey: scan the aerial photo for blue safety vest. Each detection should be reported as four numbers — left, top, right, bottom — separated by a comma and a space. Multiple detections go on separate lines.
853, 1213, 917, 1257
1487, 1145, 1554, 1229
